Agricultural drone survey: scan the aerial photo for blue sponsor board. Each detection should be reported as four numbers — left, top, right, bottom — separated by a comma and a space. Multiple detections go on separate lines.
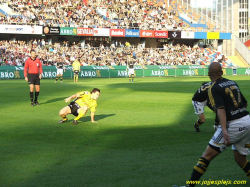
219, 33, 231, 40
125, 29, 140, 37
194, 32, 207, 39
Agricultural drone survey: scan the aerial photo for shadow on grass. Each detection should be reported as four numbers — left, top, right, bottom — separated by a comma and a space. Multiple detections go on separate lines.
41, 97, 66, 105
65, 114, 116, 123
82, 113, 116, 122
0, 119, 239, 187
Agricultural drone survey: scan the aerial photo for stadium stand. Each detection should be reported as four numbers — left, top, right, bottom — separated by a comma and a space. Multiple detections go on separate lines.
0, 39, 237, 68
0, 0, 187, 30
0, 0, 243, 68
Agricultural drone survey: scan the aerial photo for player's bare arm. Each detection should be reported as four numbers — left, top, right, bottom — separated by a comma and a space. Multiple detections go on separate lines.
217, 108, 231, 145
64, 94, 78, 103
91, 112, 98, 123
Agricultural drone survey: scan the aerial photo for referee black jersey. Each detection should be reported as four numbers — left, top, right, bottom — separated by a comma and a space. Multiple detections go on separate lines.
192, 82, 212, 102
208, 77, 249, 121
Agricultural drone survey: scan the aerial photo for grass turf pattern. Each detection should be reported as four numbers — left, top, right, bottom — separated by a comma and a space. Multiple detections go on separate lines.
0, 76, 249, 187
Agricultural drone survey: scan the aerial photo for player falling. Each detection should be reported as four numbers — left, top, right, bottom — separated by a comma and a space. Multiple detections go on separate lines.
58, 88, 100, 125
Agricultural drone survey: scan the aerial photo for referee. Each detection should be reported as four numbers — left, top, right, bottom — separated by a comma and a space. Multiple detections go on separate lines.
24, 49, 43, 106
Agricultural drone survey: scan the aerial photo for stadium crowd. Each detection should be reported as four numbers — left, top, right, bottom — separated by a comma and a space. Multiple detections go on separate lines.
0, 0, 185, 30
0, 39, 228, 67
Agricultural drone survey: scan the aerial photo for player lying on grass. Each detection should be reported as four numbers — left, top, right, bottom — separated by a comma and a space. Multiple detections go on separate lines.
58, 88, 100, 125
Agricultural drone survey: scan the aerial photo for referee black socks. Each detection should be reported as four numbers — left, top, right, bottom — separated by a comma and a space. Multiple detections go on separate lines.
30, 92, 34, 102
34, 92, 39, 102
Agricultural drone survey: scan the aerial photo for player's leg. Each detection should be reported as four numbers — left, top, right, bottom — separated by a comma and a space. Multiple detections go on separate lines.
234, 151, 250, 178
29, 84, 35, 106
28, 74, 35, 106
55, 72, 59, 83
176, 128, 225, 187
58, 106, 71, 123
34, 78, 40, 105
173, 145, 220, 187
128, 73, 131, 82
131, 74, 134, 82
76, 72, 79, 82
73, 71, 76, 82
60, 73, 63, 83
231, 116, 250, 178
73, 105, 88, 124
187, 145, 220, 187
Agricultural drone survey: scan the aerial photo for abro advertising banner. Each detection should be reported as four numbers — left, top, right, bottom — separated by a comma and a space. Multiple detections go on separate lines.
60, 27, 77, 35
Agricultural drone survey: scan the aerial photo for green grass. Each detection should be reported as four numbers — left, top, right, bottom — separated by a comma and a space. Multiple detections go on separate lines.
1, 76, 250, 187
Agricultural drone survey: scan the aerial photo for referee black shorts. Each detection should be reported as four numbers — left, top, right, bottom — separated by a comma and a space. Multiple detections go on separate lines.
28, 73, 40, 85
68, 101, 81, 116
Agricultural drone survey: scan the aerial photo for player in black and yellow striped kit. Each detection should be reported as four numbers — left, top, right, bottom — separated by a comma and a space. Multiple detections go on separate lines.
55, 59, 65, 83
58, 88, 100, 125
174, 62, 250, 187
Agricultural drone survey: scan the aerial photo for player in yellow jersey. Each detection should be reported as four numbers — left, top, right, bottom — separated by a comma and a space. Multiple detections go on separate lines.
58, 88, 100, 125
72, 58, 81, 82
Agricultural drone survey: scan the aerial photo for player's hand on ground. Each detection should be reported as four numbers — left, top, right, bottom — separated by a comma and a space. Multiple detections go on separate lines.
64, 97, 71, 103
25, 77, 28, 82
91, 121, 98, 123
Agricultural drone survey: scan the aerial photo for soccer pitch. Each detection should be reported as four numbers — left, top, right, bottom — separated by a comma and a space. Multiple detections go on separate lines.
1, 76, 249, 187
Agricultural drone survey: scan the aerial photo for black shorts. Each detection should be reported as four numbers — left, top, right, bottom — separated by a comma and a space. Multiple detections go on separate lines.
68, 101, 81, 116
28, 74, 40, 85
74, 70, 79, 75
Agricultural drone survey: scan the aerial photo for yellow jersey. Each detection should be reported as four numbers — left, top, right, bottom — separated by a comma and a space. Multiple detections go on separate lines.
72, 60, 81, 71
74, 91, 97, 113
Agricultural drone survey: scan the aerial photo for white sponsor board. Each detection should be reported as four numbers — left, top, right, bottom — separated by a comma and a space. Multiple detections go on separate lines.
0, 25, 43, 34
181, 31, 195, 39
93, 28, 110, 36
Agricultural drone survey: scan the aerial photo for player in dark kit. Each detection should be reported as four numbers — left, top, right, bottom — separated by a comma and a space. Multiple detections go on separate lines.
55, 58, 65, 83
174, 62, 250, 187
192, 82, 219, 132
24, 49, 43, 106
127, 61, 134, 82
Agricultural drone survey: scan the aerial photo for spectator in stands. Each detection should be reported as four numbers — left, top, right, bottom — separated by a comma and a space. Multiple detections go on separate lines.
0, 0, 186, 30
0, 39, 235, 67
